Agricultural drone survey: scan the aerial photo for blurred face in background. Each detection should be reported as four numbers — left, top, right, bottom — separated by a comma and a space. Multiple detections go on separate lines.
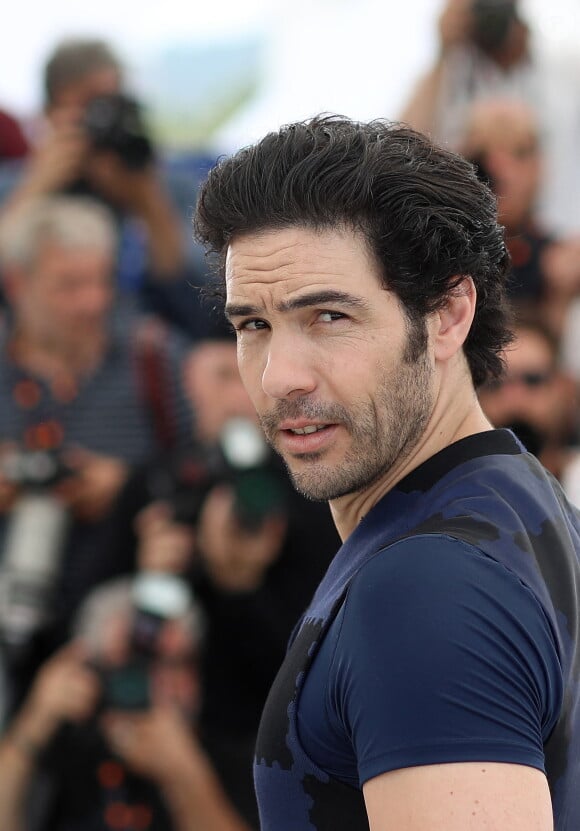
48, 66, 121, 114
478, 325, 571, 453
464, 100, 542, 232
183, 340, 258, 444
7, 240, 114, 352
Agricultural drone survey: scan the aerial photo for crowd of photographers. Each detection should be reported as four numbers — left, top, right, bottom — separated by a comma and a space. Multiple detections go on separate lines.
1, 1, 580, 828
0, 37, 339, 831
402, 0, 580, 493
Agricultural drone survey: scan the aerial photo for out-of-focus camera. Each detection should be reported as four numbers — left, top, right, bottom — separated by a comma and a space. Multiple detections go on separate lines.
471, 0, 518, 53
157, 418, 290, 533
98, 573, 198, 711
82, 92, 155, 171
0, 448, 73, 657
1, 447, 70, 489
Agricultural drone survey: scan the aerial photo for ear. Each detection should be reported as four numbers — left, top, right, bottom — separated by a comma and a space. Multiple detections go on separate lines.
432, 276, 476, 365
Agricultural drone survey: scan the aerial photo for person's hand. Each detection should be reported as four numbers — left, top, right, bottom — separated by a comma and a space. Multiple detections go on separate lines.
55, 448, 128, 522
0, 476, 19, 514
0, 444, 22, 515
16, 108, 88, 198
84, 152, 185, 276
85, 152, 162, 215
15, 643, 100, 750
438, 0, 473, 54
197, 486, 287, 592
135, 502, 197, 573
101, 705, 201, 784
102, 704, 252, 831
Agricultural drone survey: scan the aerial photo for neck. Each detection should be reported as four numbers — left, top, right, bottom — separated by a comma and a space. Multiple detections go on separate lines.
329, 367, 493, 542
11, 326, 107, 381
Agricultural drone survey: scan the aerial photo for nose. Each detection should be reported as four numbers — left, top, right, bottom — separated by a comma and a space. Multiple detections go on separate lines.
261, 334, 317, 400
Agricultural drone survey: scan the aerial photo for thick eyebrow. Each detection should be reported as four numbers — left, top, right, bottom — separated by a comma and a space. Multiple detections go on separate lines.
225, 290, 368, 321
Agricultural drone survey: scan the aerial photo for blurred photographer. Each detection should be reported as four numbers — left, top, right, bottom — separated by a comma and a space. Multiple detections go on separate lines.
478, 317, 578, 479
462, 98, 580, 336
0, 196, 194, 702
88, 312, 340, 824
400, 0, 580, 236
0, 578, 251, 831
0, 39, 208, 332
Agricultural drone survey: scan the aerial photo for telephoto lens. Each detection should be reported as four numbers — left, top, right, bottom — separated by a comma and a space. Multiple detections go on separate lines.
0, 450, 71, 658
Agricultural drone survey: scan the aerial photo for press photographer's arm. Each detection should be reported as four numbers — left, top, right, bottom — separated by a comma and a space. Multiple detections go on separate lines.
196, 485, 287, 593
0, 595, 253, 831
0, 644, 99, 831
102, 706, 251, 831
0, 39, 186, 282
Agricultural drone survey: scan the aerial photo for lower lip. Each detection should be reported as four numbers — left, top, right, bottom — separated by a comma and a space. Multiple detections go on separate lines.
278, 424, 339, 455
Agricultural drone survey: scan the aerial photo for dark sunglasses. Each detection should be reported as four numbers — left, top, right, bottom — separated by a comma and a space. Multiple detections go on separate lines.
486, 371, 553, 391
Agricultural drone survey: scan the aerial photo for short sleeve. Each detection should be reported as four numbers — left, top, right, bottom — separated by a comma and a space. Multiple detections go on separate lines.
299, 535, 563, 787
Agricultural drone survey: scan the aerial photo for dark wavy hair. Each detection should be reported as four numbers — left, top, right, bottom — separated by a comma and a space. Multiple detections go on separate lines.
194, 115, 513, 387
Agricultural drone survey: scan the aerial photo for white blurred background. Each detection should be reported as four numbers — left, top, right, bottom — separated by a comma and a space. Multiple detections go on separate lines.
2, 0, 579, 151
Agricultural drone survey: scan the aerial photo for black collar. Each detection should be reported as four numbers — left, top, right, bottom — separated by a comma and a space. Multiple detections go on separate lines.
396, 429, 523, 494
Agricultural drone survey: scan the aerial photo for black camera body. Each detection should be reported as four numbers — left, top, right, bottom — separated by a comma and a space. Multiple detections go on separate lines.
98, 573, 195, 711
471, 0, 518, 53
158, 419, 290, 533
82, 92, 155, 170
1, 447, 71, 489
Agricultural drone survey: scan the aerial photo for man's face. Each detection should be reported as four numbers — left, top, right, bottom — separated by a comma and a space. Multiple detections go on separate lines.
183, 341, 258, 444
467, 104, 541, 231
479, 327, 561, 438
225, 227, 435, 502
49, 66, 121, 113
12, 241, 113, 348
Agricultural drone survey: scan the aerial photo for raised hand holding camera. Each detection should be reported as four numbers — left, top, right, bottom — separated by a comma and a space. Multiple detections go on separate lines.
135, 501, 197, 574
12, 108, 88, 205
197, 485, 287, 593
55, 447, 128, 523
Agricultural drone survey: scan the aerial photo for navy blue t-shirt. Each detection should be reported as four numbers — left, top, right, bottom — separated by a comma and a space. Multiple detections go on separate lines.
254, 430, 580, 830
298, 536, 561, 785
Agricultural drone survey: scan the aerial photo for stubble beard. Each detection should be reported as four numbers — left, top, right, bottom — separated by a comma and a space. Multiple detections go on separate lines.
259, 347, 434, 502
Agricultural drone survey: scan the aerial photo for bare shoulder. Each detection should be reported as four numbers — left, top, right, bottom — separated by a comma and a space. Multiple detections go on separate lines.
362, 762, 553, 831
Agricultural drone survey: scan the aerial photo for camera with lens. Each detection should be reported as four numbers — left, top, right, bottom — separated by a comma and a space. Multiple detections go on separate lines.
82, 92, 155, 171
0, 447, 70, 490
98, 573, 199, 711
471, 0, 518, 53
0, 448, 73, 657
159, 418, 290, 533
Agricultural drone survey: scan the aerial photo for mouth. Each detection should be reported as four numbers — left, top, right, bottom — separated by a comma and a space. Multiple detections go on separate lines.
277, 422, 338, 455
286, 424, 328, 436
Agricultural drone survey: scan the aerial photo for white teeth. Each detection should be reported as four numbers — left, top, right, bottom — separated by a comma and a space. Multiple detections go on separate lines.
290, 425, 325, 435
